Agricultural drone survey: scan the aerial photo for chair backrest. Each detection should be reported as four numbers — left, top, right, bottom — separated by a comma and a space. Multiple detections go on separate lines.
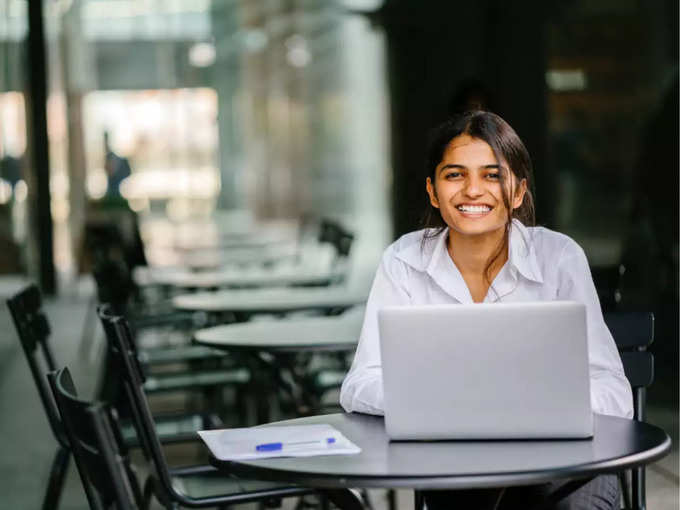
97, 310, 180, 503
6, 284, 66, 446
95, 304, 146, 421
604, 311, 654, 421
48, 367, 141, 510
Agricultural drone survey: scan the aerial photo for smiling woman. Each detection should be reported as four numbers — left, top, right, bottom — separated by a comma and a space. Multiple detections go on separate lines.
340, 110, 633, 510
422, 112, 535, 300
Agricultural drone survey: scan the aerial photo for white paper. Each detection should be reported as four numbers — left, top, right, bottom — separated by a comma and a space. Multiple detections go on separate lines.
198, 424, 361, 460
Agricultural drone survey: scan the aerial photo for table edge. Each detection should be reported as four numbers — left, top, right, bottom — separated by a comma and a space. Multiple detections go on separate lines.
209, 418, 672, 490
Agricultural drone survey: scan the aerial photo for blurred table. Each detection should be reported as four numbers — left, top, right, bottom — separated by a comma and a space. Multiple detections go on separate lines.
173, 225, 298, 252
172, 286, 367, 317
194, 307, 364, 353
139, 265, 343, 290
194, 307, 364, 421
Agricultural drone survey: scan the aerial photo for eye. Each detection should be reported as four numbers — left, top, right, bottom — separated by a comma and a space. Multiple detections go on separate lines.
444, 171, 462, 180
486, 172, 501, 180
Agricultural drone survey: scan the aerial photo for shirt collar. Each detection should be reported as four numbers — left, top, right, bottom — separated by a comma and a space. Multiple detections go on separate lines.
395, 219, 544, 285
507, 219, 544, 284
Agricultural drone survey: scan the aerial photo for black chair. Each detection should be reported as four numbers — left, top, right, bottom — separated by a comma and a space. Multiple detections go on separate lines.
8, 284, 225, 451
294, 219, 355, 407
97, 304, 251, 436
48, 367, 143, 510
7, 284, 71, 510
90, 249, 235, 370
604, 311, 655, 510
91, 252, 195, 337
99, 310, 344, 509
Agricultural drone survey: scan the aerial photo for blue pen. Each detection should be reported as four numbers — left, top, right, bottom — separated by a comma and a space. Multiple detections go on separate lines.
256, 437, 336, 452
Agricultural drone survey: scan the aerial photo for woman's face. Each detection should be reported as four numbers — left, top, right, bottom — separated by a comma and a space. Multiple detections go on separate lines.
426, 134, 526, 239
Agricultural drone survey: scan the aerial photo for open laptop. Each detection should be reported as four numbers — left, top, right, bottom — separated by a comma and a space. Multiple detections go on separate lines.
378, 301, 593, 440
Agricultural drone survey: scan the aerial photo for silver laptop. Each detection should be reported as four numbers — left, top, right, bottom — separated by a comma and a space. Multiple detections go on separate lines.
378, 301, 593, 440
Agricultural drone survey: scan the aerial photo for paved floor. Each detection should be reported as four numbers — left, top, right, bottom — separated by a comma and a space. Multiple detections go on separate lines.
0, 277, 677, 509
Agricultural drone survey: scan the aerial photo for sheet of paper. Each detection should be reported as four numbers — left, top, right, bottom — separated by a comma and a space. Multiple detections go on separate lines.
198, 423, 361, 460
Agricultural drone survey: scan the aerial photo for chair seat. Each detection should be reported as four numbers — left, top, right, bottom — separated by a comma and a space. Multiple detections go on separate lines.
144, 368, 250, 393
121, 412, 221, 445
169, 468, 311, 500
131, 308, 196, 331
139, 345, 227, 365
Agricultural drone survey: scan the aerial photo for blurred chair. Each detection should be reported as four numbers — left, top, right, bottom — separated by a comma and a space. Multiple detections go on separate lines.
299, 351, 353, 414
92, 255, 227, 364
7, 284, 71, 510
79, 215, 192, 355
97, 304, 251, 440
7, 284, 226, 453
48, 367, 143, 510
604, 311, 655, 510
100, 310, 333, 510
91, 249, 195, 337
318, 218, 355, 280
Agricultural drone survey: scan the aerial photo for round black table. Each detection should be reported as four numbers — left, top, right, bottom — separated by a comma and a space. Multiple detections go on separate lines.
193, 308, 363, 353
212, 413, 671, 491
195, 310, 363, 420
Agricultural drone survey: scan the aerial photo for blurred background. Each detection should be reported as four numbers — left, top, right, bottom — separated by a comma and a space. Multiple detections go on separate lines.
0, 0, 677, 507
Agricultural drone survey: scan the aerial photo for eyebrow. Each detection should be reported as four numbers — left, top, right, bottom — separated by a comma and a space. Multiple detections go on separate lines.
438, 163, 501, 174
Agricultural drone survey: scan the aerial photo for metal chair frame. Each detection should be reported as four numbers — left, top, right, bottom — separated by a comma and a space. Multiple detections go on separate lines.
48, 367, 142, 510
604, 311, 655, 510
7, 284, 71, 510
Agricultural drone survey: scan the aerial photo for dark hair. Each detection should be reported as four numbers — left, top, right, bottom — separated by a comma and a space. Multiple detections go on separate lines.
422, 110, 536, 282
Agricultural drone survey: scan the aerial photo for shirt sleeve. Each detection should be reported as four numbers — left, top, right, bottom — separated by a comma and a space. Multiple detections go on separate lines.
557, 242, 634, 418
339, 246, 411, 415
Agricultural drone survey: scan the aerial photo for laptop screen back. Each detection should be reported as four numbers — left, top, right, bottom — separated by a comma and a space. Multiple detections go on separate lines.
378, 301, 593, 440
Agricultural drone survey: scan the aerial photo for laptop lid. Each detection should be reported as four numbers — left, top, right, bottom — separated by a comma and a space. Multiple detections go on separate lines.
378, 301, 593, 440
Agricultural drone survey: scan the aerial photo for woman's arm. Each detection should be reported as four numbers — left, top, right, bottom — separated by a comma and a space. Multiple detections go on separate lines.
557, 242, 634, 418
340, 247, 411, 415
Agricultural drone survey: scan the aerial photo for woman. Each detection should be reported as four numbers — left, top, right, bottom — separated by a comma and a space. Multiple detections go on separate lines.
340, 111, 632, 509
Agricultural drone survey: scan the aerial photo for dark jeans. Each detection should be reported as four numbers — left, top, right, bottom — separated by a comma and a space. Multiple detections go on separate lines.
423, 475, 619, 510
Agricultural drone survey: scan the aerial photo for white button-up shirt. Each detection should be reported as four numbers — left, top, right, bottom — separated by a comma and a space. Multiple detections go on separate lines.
340, 219, 633, 418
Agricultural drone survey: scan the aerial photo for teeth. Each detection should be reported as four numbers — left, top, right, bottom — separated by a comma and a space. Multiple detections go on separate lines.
457, 205, 491, 213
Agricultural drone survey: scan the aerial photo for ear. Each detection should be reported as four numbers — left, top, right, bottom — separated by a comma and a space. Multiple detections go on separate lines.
426, 177, 440, 209
512, 178, 527, 210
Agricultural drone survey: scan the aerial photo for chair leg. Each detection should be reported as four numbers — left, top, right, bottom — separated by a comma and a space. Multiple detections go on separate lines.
619, 471, 632, 510
42, 447, 70, 510
142, 477, 155, 510
414, 490, 424, 510
387, 489, 396, 510
632, 467, 645, 510
358, 489, 375, 510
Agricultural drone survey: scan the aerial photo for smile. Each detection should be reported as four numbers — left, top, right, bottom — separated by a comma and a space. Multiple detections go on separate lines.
456, 204, 492, 214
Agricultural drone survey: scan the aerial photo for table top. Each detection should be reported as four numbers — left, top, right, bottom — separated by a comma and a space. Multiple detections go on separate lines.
144, 265, 342, 289
175, 237, 295, 252
172, 286, 367, 313
213, 413, 671, 490
194, 307, 364, 352
173, 224, 298, 252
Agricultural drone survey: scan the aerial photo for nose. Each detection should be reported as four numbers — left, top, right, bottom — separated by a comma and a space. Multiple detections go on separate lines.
463, 174, 484, 198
